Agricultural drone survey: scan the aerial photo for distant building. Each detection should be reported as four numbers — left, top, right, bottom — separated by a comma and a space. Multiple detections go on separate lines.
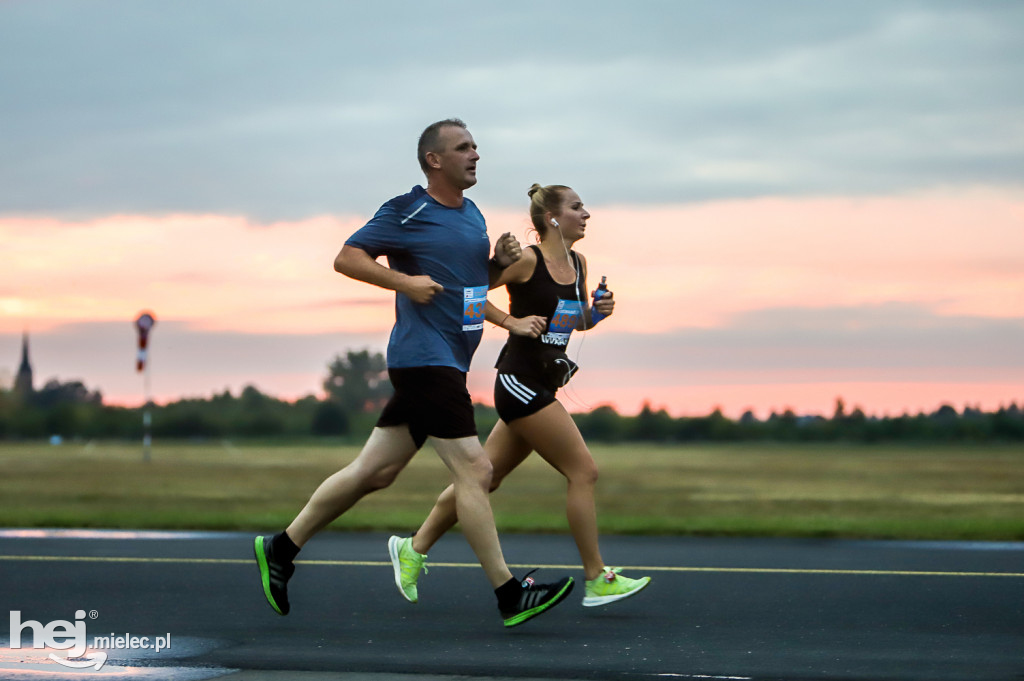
13, 332, 33, 399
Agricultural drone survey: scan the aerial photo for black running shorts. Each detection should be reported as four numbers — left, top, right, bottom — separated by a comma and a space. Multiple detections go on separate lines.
376, 366, 478, 449
493, 372, 557, 424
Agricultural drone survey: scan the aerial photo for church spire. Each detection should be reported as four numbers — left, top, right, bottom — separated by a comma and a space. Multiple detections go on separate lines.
14, 331, 33, 399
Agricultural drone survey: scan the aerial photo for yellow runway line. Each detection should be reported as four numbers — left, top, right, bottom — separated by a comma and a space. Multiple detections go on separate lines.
1, 554, 1022, 578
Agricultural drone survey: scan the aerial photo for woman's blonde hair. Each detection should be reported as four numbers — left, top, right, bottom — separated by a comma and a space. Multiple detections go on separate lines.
527, 183, 571, 240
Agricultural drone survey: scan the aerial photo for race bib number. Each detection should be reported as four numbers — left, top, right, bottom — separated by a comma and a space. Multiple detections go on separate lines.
462, 286, 487, 331
542, 299, 583, 346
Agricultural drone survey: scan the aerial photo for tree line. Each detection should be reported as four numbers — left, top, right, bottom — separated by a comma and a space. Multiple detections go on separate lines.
2, 350, 1022, 443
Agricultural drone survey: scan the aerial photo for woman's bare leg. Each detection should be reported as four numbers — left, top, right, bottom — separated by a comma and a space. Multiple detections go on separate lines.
508, 401, 605, 580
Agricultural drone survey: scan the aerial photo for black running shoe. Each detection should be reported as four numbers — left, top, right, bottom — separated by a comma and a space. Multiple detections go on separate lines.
254, 535, 294, 615
501, 572, 575, 627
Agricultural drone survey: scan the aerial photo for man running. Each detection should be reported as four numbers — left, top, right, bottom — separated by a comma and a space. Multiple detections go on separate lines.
254, 118, 574, 627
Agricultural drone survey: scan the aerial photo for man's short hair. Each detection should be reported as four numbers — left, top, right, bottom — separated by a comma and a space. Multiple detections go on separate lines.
417, 118, 468, 173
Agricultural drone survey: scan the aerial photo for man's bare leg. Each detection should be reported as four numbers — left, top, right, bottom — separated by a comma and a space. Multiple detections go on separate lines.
255, 426, 419, 615
286, 426, 419, 546
411, 421, 532, 555
429, 435, 514, 588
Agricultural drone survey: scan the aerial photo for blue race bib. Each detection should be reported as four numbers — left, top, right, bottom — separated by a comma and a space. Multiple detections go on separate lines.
542, 299, 583, 346
462, 286, 487, 331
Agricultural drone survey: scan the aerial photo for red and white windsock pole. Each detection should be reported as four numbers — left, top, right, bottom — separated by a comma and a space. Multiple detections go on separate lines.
134, 311, 156, 461
135, 312, 155, 373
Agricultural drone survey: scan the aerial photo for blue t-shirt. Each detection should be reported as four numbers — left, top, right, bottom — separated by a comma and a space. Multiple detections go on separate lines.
345, 185, 491, 372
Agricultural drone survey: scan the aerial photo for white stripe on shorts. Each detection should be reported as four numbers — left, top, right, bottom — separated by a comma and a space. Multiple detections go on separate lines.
499, 373, 535, 405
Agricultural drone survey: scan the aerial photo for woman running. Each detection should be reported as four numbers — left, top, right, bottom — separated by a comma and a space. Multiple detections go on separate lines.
389, 183, 650, 608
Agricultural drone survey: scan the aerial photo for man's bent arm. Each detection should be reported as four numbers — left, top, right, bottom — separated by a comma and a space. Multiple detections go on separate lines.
336, 245, 404, 289
335, 244, 442, 304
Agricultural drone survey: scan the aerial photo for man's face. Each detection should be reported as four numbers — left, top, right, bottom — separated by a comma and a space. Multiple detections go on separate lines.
431, 126, 479, 190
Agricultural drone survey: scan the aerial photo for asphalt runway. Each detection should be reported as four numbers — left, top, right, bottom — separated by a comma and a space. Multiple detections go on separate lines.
1, 529, 1022, 681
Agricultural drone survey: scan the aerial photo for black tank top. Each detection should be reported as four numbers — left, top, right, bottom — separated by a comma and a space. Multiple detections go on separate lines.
496, 245, 586, 379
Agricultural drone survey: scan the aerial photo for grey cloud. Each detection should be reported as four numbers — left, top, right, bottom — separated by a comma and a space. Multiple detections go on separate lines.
1, 1, 1022, 220
3, 303, 1021, 402
583, 303, 1024, 374
1, 321, 389, 400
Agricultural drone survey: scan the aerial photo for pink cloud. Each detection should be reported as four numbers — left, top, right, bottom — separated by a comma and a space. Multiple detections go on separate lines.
0, 213, 389, 334
483, 189, 1024, 332
4, 189, 1022, 416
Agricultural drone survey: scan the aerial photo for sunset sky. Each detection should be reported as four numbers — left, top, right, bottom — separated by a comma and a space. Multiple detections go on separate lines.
2, 1, 1022, 418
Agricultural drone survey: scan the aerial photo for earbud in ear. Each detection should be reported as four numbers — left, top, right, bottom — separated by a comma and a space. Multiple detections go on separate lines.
551, 219, 559, 227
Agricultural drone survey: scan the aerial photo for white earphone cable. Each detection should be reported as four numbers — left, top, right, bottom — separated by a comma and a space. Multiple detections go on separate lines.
553, 221, 592, 412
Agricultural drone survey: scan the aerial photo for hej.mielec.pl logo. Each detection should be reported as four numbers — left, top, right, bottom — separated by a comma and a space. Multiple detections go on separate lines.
9, 609, 172, 670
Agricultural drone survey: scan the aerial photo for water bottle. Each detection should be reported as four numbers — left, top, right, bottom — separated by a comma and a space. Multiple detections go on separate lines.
590, 275, 609, 325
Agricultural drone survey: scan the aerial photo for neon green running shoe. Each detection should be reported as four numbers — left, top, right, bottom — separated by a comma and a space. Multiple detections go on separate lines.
582, 567, 650, 607
388, 535, 428, 603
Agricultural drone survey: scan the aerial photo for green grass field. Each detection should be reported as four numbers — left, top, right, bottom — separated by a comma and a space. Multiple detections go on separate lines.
1, 440, 1022, 540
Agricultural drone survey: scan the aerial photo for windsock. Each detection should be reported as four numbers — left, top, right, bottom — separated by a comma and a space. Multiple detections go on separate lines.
134, 312, 156, 372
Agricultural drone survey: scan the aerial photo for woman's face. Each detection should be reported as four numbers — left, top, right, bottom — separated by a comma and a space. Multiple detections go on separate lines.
551, 189, 590, 242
